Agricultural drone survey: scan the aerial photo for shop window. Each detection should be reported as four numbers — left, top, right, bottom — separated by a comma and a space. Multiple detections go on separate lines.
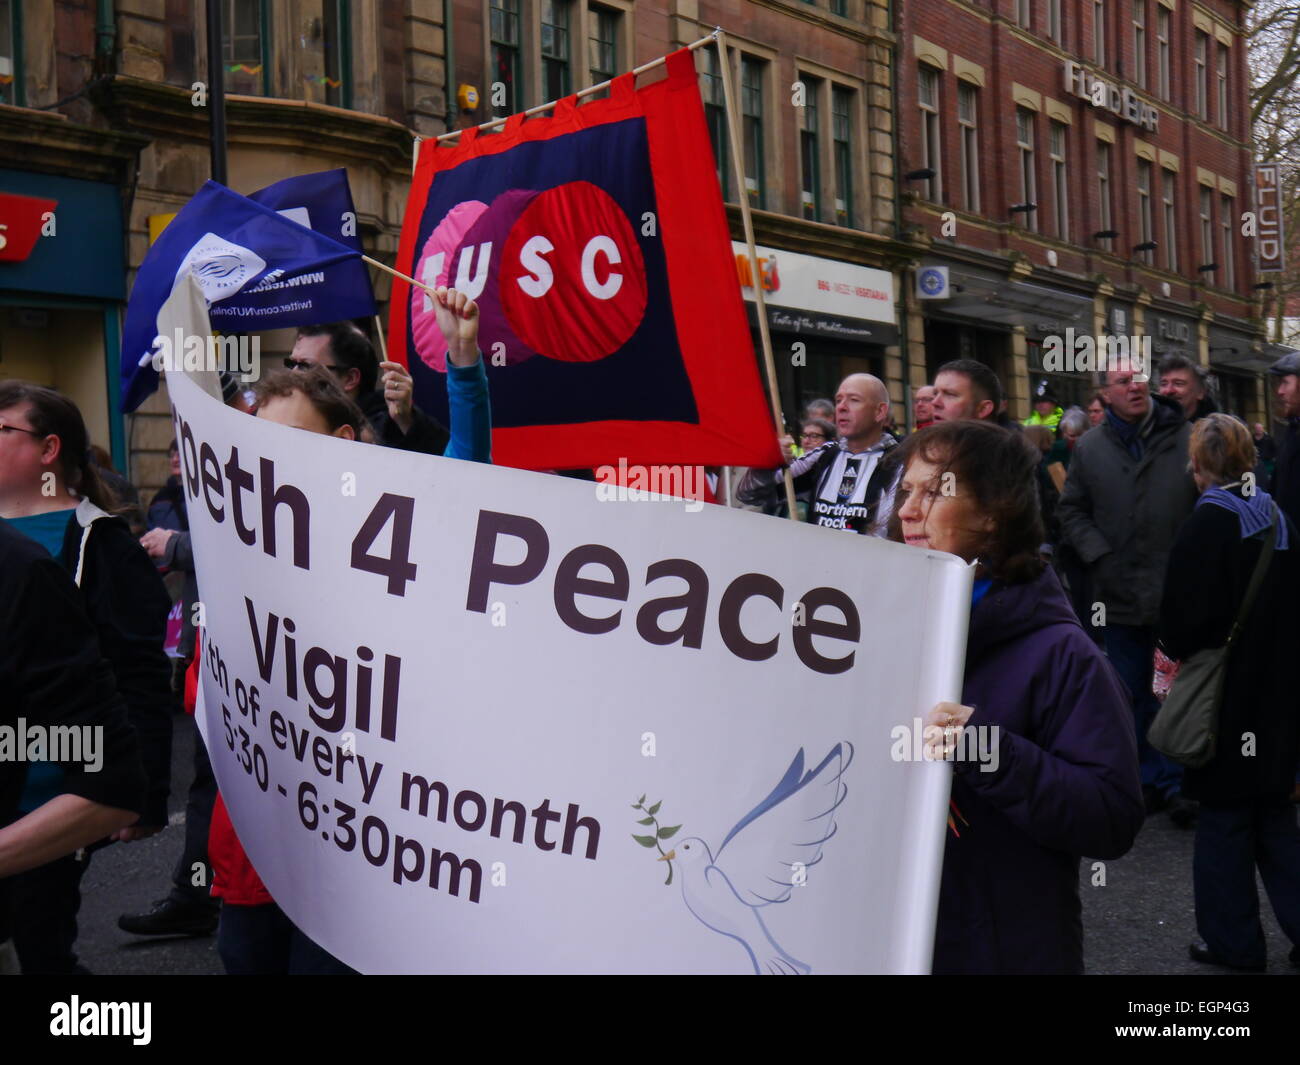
321, 0, 352, 108
1050, 121, 1068, 239
490, 0, 522, 117
1133, 1, 1147, 89
542, 1, 572, 101
699, 45, 729, 200
832, 86, 854, 227
1194, 31, 1208, 120
588, 5, 619, 98
1137, 159, 1154, 265
1220, 193, 1234, 290
1161, 167, 1178, 271
799, 76, 822, 221
741, 55, 767, 210
958, 83, 980, 213
0, 0, 19, 107
1156, 7, 1170, 100
223, 0, 268, 96
918, 65, 943, 204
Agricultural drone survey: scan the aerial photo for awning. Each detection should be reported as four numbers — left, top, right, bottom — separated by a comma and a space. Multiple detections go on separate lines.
929, 272, 1093, 335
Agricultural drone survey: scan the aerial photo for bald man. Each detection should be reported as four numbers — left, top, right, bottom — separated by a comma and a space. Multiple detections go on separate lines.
738, 373, 901, 534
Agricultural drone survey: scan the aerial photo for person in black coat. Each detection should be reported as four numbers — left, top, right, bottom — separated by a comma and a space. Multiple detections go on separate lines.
0, 520, 146, 864
0, 381, 172, 973
895, 421, 1143, 974
1269, 352, 1300, 528
1158, 413, 1300, 971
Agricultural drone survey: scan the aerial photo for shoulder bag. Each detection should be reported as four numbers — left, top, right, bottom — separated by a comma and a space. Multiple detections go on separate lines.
1147, 503, 1279, 768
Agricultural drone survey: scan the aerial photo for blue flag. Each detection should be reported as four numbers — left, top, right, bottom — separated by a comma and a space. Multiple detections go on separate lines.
244, 168, 376, 317
120, 177, 373, 411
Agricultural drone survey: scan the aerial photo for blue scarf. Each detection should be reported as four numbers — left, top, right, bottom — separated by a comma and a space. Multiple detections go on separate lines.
1105, 406, 1146, 460
1197, 486, 1289, 549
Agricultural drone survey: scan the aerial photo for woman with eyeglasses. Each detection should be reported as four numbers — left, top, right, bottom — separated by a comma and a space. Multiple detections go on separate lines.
0, 381, 173, 974
799, 418, 837, 453
894, 420, 1144, 973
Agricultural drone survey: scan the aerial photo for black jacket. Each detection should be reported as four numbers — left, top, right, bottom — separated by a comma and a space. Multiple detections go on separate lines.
1158, 494, 1300, 804
1057, 394, 1198, 626
358, 390, 450, 455
0, 521, 145, 827
55, 501, 173, 827
1274, 418, 1300, 529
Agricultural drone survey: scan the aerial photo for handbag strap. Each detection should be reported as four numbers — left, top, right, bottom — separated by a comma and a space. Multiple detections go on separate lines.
1226, 503, 1280, 648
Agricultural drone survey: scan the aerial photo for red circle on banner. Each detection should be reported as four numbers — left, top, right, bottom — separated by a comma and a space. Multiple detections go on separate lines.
500, 182, 647, 363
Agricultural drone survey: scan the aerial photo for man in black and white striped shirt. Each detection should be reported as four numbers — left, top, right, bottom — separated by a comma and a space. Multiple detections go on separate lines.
738, 374, 901, 535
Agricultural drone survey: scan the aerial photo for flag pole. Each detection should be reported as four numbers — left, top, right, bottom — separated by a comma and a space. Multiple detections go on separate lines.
714, 28, 798, 519
363, 254, 440, 298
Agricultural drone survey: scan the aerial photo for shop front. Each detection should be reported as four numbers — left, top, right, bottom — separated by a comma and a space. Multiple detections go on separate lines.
920, 262, 1095, 413
0, 169, 127, 468
1207, 317, 1269, 423
733, 242, 898, 427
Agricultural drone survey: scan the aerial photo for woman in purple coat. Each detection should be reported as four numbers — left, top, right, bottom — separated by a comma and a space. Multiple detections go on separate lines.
894, 420, 1144, 974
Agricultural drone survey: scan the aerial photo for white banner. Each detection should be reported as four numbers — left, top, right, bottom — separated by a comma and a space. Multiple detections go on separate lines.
170, 369, 972, 974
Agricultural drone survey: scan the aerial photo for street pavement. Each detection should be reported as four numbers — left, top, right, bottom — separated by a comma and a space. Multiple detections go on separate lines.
69, 713, 1296, 976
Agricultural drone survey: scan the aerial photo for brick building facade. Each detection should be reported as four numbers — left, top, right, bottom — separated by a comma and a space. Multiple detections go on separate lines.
1, 0, 920, 495
896, 0, 1272, 424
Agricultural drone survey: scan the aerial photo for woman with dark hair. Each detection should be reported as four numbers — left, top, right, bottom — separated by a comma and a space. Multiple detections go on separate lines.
894, 420, 1144, 973
1158, 414, 1300, 971
0, 380, 173, 973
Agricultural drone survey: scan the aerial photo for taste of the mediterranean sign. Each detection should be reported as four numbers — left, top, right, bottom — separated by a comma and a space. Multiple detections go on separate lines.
1064, 60, 1160, 133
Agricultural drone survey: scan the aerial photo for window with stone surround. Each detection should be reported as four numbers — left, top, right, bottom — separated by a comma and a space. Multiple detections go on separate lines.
223, 0, 268, 96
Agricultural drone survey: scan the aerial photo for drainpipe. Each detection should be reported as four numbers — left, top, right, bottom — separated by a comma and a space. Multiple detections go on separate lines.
95, 0, 116, 68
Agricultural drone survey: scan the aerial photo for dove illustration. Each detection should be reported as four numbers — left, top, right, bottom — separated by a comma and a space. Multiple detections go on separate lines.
659, 742, 853, 975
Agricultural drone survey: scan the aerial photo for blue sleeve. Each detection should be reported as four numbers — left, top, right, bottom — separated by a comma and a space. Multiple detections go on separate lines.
443, 353, 493, 464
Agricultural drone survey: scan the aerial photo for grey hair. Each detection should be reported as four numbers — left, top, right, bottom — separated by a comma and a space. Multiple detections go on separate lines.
1059, 407, 1089, 436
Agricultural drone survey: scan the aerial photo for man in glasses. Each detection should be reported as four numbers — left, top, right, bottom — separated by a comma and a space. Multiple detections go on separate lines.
287, 319, 452, 455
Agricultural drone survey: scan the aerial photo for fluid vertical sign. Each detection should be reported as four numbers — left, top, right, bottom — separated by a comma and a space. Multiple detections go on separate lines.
1255, 162, 1285, 273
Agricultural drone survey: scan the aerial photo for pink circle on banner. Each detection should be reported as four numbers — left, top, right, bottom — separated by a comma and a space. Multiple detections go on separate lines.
500, 182, 647, 363
450, 189, 541, 368
410, 200, 488, 373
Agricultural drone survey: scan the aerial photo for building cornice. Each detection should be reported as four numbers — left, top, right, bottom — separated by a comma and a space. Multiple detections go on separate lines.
728, 205, 920, 271
91, 77, 417, 179
0, 104, 149, 186
737, 0, 896, 47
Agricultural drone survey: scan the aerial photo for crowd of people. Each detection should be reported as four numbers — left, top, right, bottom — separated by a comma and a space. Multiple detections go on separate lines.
737, 350, 1300, 973
1, 297, 1297, 973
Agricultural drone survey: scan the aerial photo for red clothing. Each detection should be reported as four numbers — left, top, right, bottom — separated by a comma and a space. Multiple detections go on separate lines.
187, 629, 272, 905
208, 792, 273, 905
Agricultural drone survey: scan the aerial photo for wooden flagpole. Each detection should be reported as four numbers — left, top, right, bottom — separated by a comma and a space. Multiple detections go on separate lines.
714, 28, 798, 519
363, 253, 438, 298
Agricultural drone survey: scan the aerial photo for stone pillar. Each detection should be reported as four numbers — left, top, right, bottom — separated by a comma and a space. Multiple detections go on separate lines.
1133, 288, 1151, 380
116, 0, 167, 82
865, 35, 894, 237
1008, 326, 1029, 422
405, 0, 446, 134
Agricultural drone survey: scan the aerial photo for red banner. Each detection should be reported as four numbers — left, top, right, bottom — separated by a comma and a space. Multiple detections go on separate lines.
389, 48, 780, 471
0, 191, 57, 263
